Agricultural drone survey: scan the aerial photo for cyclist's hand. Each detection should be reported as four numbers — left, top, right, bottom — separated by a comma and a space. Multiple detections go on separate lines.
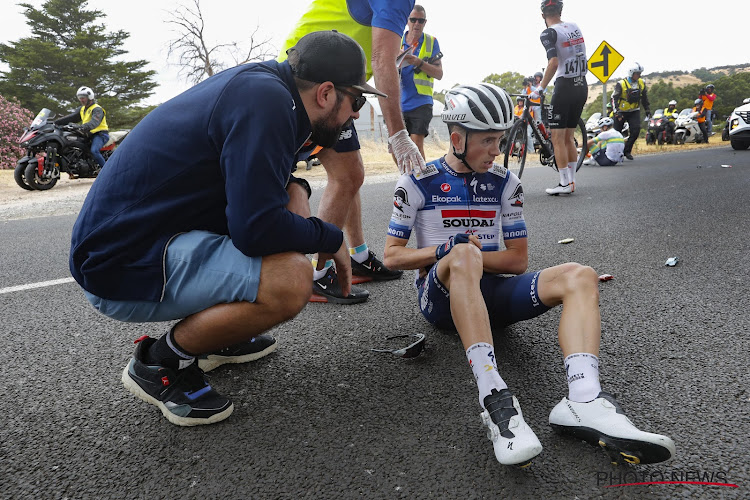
435, 233, 472, 261
388, 129, 426, 175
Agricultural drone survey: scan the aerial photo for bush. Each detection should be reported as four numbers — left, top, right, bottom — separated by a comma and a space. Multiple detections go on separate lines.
0, 94, 35, 169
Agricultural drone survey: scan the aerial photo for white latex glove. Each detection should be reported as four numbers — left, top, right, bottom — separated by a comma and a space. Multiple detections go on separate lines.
388, 129, 427, 175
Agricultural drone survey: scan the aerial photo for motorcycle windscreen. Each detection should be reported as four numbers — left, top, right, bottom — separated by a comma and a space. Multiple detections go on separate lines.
31, 108, 55, 129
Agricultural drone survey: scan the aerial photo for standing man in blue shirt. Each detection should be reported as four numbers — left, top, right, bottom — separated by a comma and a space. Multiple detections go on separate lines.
279, 0, 423, 305
70, 31, 386, 426
399, 4, 443, 159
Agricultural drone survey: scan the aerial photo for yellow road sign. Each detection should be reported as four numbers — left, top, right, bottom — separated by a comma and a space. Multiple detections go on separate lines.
587, 41, 624, 84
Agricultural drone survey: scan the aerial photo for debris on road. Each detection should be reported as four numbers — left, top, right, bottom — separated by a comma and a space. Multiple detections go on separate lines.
598, 274, 614, 282
665, 257, 679, 267
557, 238, 575, 244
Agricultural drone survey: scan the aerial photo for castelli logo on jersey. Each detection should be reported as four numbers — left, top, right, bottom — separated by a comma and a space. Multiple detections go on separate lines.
440, 183, 451, 193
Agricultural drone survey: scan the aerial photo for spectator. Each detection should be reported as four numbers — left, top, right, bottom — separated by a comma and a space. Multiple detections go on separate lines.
399, 4, 443, 159
701, 84, 717, 135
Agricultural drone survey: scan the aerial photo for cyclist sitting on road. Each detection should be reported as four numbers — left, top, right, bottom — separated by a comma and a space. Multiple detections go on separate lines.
383, 83, 676, 467
535, 0, 588, 195
586, 116, 624, 166
54, 86, 110, 170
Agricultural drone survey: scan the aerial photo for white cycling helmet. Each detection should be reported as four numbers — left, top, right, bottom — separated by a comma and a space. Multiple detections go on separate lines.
441, 83, 514, 132
76, 86, 95, 100
668, 100, 677, 106
628, 63, 644, 78
598, 116, 614, 128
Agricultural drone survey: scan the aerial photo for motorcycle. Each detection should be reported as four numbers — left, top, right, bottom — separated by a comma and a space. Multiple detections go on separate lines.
673, 108, 704, 145
645, 109, 674, 145
14, 108, 129, 191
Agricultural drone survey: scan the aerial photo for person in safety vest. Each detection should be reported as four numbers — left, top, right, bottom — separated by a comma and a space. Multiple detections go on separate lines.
663, 99, 679, 141
55, 86, 110, 169
514, 96, 525, 119
399, 4, 443, 159
692, 98, 709, 143
279, 1, 417, 306
700, 84, 717, 134
611, 62, 651, 160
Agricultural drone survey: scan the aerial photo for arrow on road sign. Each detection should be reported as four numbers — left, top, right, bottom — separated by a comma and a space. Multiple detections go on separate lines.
587, 41, 624, 84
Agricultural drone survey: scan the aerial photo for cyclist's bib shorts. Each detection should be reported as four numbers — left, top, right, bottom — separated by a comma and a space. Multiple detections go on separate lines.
549, 77, 588, 129
417, 263, 551, 330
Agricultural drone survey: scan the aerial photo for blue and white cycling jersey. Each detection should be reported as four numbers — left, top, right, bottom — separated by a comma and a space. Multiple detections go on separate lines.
388, 157, 527, 253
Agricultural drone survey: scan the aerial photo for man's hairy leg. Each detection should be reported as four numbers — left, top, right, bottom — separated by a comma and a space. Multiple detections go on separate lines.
316, 148, 366, 248
536, 263, 601, 357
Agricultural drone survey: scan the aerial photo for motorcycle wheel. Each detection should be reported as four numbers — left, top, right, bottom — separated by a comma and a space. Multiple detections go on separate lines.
646, 133, 654, 145
14, 159, 34, 190
24, 162, 58, 191
675, 131, 685, 145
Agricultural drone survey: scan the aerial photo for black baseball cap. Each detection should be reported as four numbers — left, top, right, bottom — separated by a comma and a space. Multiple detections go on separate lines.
286, 30, 387, 98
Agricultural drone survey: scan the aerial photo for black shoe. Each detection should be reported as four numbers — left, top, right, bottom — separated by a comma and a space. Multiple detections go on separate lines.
351, 250, 403, 281
625, 154, 634, 160
197, 334, 277, 372
313, 266, 369, 304
122, 337, 233, 426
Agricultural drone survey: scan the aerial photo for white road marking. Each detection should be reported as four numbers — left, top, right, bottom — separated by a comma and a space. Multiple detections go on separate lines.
0, 277, 76, 295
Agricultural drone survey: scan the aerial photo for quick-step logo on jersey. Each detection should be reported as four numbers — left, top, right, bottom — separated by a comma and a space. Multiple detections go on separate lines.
441, 209, 496, 228
394, 187, 410, 212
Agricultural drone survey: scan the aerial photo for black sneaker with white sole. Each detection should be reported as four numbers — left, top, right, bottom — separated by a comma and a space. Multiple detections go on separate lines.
351, 250, 403, 281
122, 336, 233, 426
197, 334, 277, 372
549, 391, 675, 465
313, 266, 369, 304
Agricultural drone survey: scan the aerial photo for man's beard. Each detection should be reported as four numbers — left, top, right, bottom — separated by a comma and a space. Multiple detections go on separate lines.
310, 100, 352, 148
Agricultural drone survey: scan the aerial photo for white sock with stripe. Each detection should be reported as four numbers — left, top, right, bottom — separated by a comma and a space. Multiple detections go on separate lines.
467, 342, 508, 409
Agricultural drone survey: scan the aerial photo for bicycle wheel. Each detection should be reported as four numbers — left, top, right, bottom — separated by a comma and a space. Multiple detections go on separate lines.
574, 117, 587, 172
503, 119, 528, 178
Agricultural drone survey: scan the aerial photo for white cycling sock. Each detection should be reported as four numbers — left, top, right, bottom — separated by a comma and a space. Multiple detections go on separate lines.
349, 243, 369, 264
567, 162, 577, 185
312, 259, 333, 281
559, 167, 569, 186
564, 352, 601, 403
467, 342, 508, 408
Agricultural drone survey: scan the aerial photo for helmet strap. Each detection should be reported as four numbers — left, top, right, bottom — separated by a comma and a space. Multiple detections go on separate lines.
451, 128, 475, 172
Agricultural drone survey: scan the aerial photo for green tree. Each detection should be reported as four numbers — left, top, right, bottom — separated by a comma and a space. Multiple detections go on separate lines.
0, 0, 157, 129
482, 72, 526, 94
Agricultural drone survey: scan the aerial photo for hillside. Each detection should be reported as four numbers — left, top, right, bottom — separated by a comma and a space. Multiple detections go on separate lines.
586, 64, 750, 105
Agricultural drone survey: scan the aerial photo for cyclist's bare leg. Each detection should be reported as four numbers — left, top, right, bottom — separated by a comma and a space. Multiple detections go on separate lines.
410, 133, 426, 159
535, 263, 601, 357
436, 243, 492, 349
550, 128, 571, 186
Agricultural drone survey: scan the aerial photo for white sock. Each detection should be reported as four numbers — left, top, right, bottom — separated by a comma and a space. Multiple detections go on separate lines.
564, 353, 602, 402
349, 243, 369, 264
558, 167, 569, 186
567, 162, 576, 185
466, 342, 508, 409
312, 259, 333, 280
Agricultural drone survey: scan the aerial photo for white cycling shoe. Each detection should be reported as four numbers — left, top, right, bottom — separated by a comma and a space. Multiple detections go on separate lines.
549, 392, 676, 465
481, 389, 543, 467
545, 183, 573, 195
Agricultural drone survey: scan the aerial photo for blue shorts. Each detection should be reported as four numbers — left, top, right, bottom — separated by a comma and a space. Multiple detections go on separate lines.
84, 230, 262, 322
593, 149, 619, 166
417, 263, 551, 330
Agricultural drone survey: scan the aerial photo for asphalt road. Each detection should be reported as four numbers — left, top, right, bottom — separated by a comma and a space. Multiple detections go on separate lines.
1, 147, 748, 499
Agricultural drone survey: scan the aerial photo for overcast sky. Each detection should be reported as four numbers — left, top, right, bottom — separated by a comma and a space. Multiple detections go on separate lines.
2, 0, 748, 105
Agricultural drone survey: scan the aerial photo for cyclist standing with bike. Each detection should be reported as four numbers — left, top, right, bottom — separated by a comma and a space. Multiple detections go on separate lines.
533, 0, 587, 195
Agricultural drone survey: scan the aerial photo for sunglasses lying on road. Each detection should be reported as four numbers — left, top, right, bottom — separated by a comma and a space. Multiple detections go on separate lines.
370, 333, 426, 359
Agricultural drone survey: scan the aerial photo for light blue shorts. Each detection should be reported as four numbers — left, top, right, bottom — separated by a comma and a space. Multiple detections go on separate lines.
84, 230, 262, 322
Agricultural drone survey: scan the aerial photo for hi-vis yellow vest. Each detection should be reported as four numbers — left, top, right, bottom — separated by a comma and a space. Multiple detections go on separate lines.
277, 0, 373, 80
617, 78, 646, 112
80, 103, 108, 133
401, 33, 435, 96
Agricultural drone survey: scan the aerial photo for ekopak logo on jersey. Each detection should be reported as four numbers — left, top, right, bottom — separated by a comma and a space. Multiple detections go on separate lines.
441, 209, 496, 228
440, 183, 451, 193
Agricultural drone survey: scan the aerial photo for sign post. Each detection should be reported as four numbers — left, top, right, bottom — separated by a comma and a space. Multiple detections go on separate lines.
587, 41, 624, 117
